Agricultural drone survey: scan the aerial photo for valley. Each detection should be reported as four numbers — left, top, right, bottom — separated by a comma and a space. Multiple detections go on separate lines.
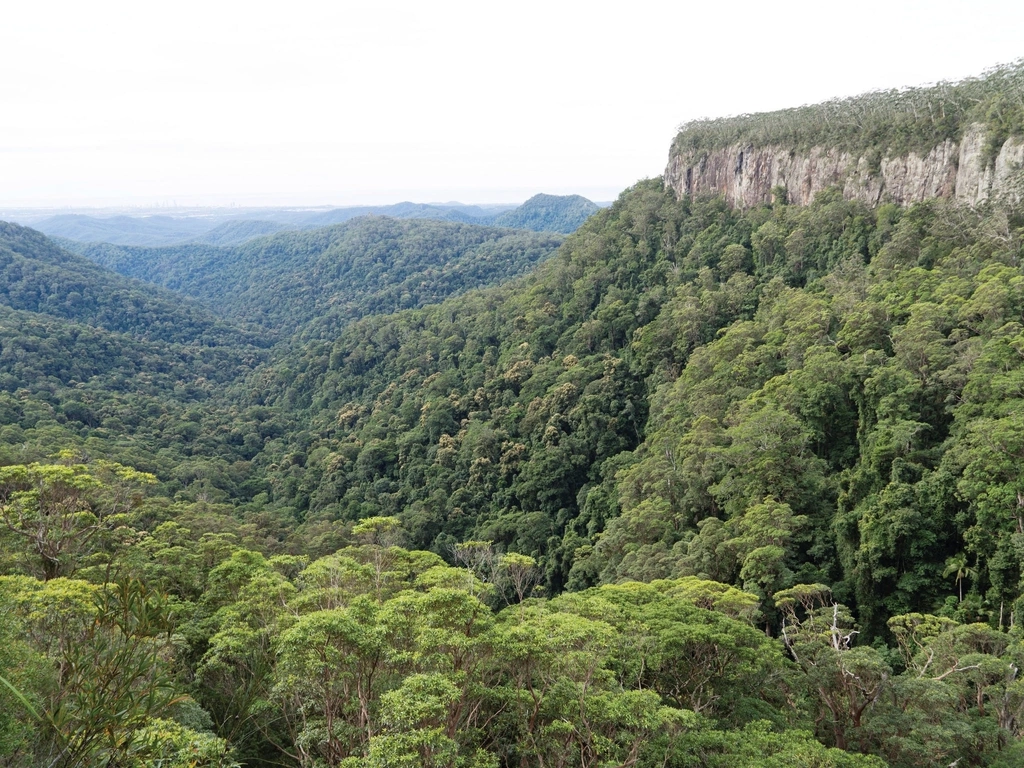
2, 63, 1024, 767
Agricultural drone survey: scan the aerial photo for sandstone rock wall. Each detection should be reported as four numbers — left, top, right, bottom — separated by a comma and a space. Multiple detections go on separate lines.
665, 124, 1024, 207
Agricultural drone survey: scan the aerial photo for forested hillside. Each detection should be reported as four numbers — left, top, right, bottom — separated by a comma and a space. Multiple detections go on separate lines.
0, 222, 285, 508
67, 218, 564, 335
492, 192, 600, 233
298, 201, 498, 227
0, 222, 266, 347
4, 68, 1024, 768
247, 181, 1024, 621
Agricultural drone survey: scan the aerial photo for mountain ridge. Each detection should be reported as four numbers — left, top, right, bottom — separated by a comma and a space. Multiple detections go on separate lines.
26, 193, 600, 248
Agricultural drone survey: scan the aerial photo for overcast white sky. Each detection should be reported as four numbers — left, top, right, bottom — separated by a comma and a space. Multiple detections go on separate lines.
2, 0, 1022, 208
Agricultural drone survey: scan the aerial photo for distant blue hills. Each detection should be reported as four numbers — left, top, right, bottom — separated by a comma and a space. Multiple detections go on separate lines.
21, 193, 602, 247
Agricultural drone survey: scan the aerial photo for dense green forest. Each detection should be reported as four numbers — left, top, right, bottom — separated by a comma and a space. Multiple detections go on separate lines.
5, 73, 1024, 766
66, 218, 564, 337
492, 194, 600, 234
0, 223, 266, 348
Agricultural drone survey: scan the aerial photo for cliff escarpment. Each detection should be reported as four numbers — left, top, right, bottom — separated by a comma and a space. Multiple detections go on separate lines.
665, 61, 1024, 207
666, 124, 1023, 207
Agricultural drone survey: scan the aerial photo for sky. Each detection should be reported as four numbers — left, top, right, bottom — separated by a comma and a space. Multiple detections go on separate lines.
2, 0, 1023, 208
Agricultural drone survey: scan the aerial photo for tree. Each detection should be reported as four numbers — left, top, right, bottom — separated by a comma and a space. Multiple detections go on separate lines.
775, 585, 891, 752
360, 673, 495, 768
2, 577, 182, 768
942, 553, 977, 602
352, 516, 408, 599
0, 457, 155, 580
496, 552, 540, 608
451, 540, 498, 597
728, 496, 807, 607
275, 604, 387, 766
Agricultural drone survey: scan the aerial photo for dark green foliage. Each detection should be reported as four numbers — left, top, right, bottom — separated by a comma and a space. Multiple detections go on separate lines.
0, 222, 267, 347
68, 217, 564, 336
0, 223, 282, 504
492, 193, 600, 233
249, 182, 878, 594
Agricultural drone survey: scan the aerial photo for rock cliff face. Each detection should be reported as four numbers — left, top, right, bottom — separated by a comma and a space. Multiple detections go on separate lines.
665, 124, 1024, 207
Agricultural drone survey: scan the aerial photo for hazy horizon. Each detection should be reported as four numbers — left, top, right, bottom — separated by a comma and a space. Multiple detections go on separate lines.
0, 194, 616, 227
0, 187, 625, 212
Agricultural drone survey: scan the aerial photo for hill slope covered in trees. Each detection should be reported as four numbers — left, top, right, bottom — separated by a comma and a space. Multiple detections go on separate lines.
492, 192, 600, 233
66, 218, 564, 336
0, 221, 284, 480
216, 175, 1024, 764
0, 222, 266, 347
4, 65, 1024, 768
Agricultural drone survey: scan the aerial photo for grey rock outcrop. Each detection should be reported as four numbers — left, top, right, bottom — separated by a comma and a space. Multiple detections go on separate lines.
665, 124, 1024, 207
